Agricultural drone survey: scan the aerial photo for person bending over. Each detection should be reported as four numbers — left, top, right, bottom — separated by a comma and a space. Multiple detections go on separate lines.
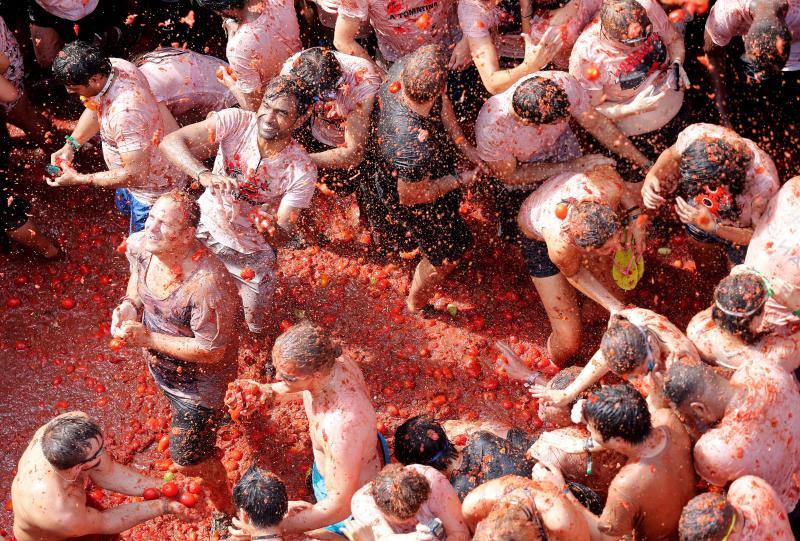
393, 416, 534, 500
663, 357, 800, 513
11, 413, 201, 541
679, 478, 794, 541
515, 164, 646, 364
572, 384, 696, 540
688, 270, 800, 372
350, 464, 470, 541
642, 123, 779, 266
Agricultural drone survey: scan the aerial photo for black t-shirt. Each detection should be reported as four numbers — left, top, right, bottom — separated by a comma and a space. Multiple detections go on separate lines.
450, 430, 534, 500
373, 60, 460, 218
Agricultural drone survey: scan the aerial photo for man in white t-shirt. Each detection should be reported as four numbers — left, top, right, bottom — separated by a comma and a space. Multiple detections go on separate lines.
48, 41, 186, 234
160, 76, 317, 334
679, 479, 794, 540
197, 0, 301, 111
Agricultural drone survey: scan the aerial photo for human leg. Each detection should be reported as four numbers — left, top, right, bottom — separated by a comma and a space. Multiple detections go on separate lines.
406, 257, 458, 312
6, 93, 54, 148
7, 218, 59, 258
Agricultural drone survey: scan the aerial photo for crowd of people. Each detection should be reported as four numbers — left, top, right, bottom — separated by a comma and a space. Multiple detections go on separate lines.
2, 0, 800, 538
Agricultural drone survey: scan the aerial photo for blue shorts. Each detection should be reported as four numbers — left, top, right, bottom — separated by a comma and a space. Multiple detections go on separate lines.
115, 188, 152, 233
684, 224, 747, 264
312, 433, 391, 536
520, 236, 560, 278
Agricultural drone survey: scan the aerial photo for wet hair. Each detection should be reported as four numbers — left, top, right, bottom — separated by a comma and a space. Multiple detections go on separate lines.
599, 0, 650, 42
742, 17, 792, 78
679, 138, 749, 204
473, 499, 547, 541
401, 45, 449, 103
132, 47, 190, 67
512, 77, 571, 125
232, 462, 288, 528
662, 358, 713, 408
584, 384, 652, 444
262, 75, 312, 114
371, 464, 431, 520
567, 482, 604, 516
272, 320, 342, 376
159, 190, 201, 229
394, 416, 457, 470
679, 493, 735, 541
194, 0, 245, 12
711, 273, 768, 342
289, 47, 343, 102
52, 41, 111, 86
566, 202, 621, 249
41, 416, 103, 470
600, 318, 651, 375
548, 366, 584, 408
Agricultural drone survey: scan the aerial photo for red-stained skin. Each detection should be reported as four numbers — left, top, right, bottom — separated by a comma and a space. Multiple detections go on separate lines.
0, 130, 723, 539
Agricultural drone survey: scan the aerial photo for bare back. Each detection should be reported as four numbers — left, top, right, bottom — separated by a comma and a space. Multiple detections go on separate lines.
11, 427, 89, 541
601, 409, 696, 540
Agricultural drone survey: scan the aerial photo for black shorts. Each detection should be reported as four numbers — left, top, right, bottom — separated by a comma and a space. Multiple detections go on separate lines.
402, 209, 473, 267
162, 388, 221, 467
520, 236, 560, 278
0, 190, 31, 235
27, 0, 118, 40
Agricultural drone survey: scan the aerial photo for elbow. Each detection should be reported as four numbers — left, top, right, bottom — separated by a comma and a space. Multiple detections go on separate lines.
333, 34, 354, 54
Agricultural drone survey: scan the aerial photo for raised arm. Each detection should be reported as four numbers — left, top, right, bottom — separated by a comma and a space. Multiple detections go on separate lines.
469, 31, 559, 95
334, 15, 374, 63
703, 30, 732, 127
160, 116, 225, 188
309, 96, 374, 169
641, 145, 680, 209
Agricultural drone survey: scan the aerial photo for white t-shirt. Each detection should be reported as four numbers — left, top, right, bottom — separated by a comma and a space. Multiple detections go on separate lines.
94, 59, 186, 204
198, 108, 317, 254
674, 123, 779, 228
338, 0, 460, 62
226, 3, 302, 94
138, 50, 236, 118
280, 50, 381, 147
476, 71, 589, 165
706, 0, 800, 71
35, 0, 98, 21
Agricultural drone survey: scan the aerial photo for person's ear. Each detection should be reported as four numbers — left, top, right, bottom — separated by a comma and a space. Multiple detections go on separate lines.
689, 401, 709, 420
89, 73, 106, 88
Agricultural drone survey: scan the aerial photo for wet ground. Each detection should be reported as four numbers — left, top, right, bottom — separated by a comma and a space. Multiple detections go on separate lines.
0, 127, 721, 538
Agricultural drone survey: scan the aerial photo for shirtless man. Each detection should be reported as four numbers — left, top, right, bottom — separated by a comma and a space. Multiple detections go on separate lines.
687, 269, 800, 372
475, 70, 649, 243
48, 41, 185, 233
516, 165, 646, 364
109, 191, 240, 533
160, 76, 317, 334
462, 474, 591, 541
350, 464, 470, 541
11, 412, 200, 541
663, 358, 800, 513
575, 384, 696, 539
525, 367, 624, 502
196, 0, 301, 110
393, 416, 534, 500
641, 123, 779, 266
529, 306, 700, 409
679, 477, 794, 541
226, 320, 389, 538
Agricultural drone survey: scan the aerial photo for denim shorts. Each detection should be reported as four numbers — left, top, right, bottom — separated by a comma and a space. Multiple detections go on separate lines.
115, 188, 151, 234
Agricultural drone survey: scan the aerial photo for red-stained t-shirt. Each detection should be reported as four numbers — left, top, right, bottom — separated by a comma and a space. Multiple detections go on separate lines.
338, 0, 460, 62
225, 2, 301, 95
94, 59, 186, 205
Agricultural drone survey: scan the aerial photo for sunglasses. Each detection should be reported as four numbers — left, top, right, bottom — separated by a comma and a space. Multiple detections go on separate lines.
79, 438, 105, 468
